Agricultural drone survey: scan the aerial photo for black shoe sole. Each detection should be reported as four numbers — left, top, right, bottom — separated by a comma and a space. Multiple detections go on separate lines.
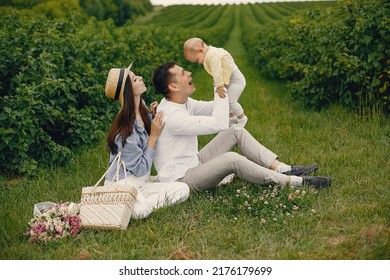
303, 176, 332, 189
285, 164, 319, 176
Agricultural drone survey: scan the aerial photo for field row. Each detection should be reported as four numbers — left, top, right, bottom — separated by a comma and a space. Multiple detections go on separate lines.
148, 1, 336, 28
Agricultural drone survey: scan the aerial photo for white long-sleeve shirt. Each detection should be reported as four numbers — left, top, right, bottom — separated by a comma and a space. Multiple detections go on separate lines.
154, 91, 229, 182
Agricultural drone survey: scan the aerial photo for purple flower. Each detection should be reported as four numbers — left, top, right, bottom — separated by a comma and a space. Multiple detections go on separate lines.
24, 202, 81, 243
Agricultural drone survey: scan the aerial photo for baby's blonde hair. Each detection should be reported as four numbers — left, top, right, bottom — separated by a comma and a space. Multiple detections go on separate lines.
184, 37, 206, 54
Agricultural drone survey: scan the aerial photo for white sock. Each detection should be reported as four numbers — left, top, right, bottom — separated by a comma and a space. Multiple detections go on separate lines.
236, 115, 248, 128
217, 173, 235, 186
290, 176, 303, 187
275, 163, 291, 173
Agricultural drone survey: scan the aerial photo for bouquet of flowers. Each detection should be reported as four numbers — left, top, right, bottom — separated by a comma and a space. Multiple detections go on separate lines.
24, 202, 81, 242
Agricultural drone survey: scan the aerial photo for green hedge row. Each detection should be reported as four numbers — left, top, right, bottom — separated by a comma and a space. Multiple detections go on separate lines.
0, 8, 221, 175
0, 0, 153, 26
244, 0, 389, 113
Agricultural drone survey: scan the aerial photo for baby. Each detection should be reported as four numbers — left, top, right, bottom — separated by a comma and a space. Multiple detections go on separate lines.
183, 37, 247, 128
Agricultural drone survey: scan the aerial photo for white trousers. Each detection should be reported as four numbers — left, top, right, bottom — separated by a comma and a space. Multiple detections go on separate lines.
104, 174, 189, 219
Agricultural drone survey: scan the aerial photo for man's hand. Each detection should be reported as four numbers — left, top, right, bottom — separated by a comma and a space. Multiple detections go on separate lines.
216, 86, 227, 98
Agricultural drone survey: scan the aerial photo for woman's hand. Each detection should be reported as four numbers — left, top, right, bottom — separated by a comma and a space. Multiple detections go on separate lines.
151, 111, 165, 137
150, 101, 158, 118
147, 111, 165, 149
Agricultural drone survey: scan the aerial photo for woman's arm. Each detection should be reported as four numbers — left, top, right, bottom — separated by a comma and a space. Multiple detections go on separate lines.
118, 133, 156, 177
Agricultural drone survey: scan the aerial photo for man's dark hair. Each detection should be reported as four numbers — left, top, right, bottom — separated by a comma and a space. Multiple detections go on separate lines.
152, 61, 178, 98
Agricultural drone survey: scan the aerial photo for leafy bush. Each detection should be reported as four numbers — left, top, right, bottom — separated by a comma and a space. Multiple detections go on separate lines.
0, 10, 123, 174
79, 0, 153, 26
0, 0, 43, 8
245, 0, 390, 113
0, 7, 222, 175
29, 0, 80, 19
1, 0, 153, 25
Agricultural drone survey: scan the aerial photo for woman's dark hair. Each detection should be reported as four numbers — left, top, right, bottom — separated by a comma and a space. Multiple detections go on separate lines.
107, 75, 151, 154
152, 61, 178, 98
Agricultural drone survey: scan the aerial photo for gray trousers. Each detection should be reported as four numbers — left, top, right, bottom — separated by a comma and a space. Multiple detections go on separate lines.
180, 126, 289, 191
226, 67, 246, 117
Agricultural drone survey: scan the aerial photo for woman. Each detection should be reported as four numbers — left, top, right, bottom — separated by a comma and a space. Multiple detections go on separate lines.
104, 63, 190, 219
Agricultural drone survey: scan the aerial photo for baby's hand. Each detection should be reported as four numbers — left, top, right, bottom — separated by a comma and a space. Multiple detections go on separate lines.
216, 86, 227, 98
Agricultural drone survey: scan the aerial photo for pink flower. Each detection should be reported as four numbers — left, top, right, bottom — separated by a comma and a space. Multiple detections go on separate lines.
24, 202, 81, 243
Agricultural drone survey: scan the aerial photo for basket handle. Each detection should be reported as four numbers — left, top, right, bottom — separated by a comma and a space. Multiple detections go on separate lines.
92, 152, 122, 189
114, 159, 128, 182
118, 161, 128, 181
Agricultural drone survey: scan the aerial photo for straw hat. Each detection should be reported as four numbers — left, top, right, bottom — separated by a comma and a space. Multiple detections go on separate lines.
105, 63, 133, 104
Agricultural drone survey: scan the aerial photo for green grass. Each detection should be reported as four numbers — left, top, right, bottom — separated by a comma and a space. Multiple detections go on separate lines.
1, 4, 389, 260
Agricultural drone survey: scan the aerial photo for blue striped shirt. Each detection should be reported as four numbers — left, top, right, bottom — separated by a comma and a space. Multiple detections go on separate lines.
106, 117, 156, 181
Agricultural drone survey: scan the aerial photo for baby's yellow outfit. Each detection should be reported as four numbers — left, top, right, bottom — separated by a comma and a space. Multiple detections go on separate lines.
203, 46, 235, 87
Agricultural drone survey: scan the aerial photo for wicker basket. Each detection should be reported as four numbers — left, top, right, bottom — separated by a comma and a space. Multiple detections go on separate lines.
80, 152, 137, 230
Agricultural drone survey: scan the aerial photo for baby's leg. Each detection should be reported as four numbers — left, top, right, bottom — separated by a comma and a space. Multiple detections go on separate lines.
226, 68, 247, 127
227, 81, 245, 118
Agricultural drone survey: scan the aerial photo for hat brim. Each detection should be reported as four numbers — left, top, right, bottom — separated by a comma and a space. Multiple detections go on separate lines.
117, 63, 133, 105
123, 63, 133, 79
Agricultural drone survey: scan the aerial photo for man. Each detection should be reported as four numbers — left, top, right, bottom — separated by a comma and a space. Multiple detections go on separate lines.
151, 61, 331, 192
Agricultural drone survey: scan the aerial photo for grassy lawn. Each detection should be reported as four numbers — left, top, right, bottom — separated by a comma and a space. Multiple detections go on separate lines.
1, 5, 389, 260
